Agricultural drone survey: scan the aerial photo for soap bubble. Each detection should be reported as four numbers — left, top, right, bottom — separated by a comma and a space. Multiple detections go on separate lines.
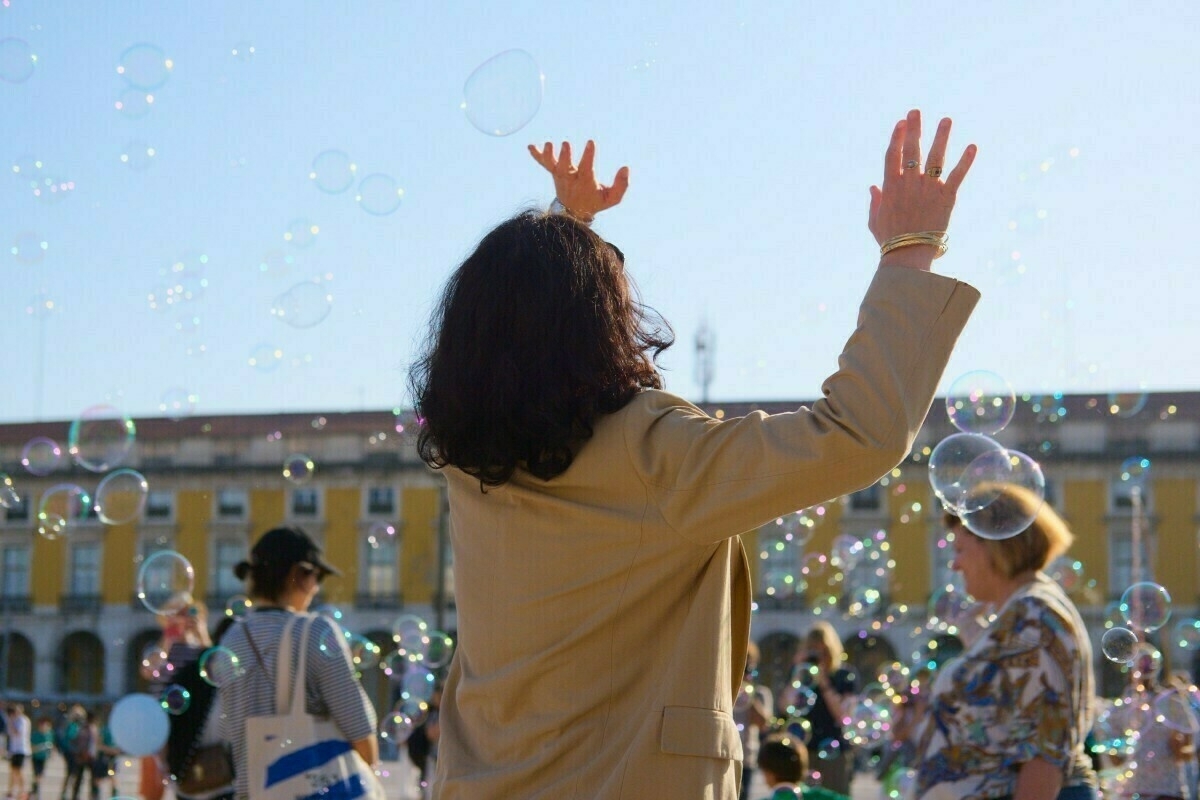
139, 644, 171, 681
346, 634, 382, 671
356, 173, 404, 216
1129, 643, 1163, 683
94, 468, 149, 525
1154, 690, 1200, 733
68, 405, 136, 472
1107, 392, 1148, 419
158, 387, 198, 420
224, 595, 252, 619
0, 473, 19, 509
116, 43, 172, 90
37, 483, 92, 529
197, 646, 244, 688
1118, 456, 1151, 491
958, 450, 1046, 540
392, 615, 430, 662
119, 140, 157, 171
1174, 618, 1200, 650
282, 453, 315, 484
110, 694, 170, 756
36, 513, 66, 541
1120, 582, 1171, 633
0, 37, 37, 84
10, 230, 48, 263
783, 715, 813, 745
21, 437, 61, 476
114, 87, 154, 120
380, 707, 419, 745
400, 666, 437, 707
1101, 627, 1138, 663
231, 41, 255, 61
310, 150, 356, 194
160, 685, 191, 715
136, 550, 195, 615
945, 370, 1016, 435
283, 218, 318, 248
461, 49, 543, 137
1047, 556, 1085, 593
928, 433, 1008, 513
248, 343, 283, 372
271, 281, 332, 328
423, 631, 455, 668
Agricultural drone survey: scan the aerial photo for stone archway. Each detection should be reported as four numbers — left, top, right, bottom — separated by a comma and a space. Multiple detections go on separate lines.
757, 630, 800, 716
59, 631, 105, 695
0, 631, 35, 692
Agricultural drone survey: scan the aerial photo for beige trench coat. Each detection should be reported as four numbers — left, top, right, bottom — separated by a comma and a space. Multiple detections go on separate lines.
434, 267, 979, 799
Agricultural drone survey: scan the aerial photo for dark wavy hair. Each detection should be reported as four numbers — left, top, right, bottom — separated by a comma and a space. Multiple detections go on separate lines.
409, 210, 674, 488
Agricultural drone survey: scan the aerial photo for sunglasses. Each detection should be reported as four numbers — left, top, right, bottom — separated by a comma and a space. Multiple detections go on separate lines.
297, 562, 328, 583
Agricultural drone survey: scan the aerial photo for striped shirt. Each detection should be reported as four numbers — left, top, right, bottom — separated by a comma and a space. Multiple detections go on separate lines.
216, 609, 377, 800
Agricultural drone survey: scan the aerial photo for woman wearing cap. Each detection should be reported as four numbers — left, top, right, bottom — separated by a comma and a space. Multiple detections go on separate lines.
216, 526, 377, 800
410, 110, 979, 799
914, 487, 1098, 800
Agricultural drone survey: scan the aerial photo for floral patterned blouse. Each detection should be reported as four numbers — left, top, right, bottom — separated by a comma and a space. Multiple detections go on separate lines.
915, 573, 1097, 799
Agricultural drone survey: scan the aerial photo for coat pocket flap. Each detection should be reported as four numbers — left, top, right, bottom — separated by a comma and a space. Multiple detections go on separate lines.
659, 706, 743, 760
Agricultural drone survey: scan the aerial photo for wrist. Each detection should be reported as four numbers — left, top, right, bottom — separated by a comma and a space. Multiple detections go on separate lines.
549, 198, 595, 225
879, 245, 936, 271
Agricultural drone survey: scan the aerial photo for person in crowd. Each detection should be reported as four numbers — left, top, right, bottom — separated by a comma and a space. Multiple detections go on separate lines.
786, 623, 856, 794
734, 642, 774, 800
90, 706, 120, 800
30, 716, 54, 799
166, 616, 237, 800
410, 109, 978, 799
755, 733, 847, 800
1113, 655, 1198, 800
406, 682, 443, 799
66, 710, 99, 800
216, 526, 377, 800
915, 488, 1098, 799
6, 703, 32, 800
55, 704, 85, 800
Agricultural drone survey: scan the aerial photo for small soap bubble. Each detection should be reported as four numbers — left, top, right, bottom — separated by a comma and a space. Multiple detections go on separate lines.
0, 37, 36, 84
958, 450, 1046, 540
1174, 618, 1200, 650
283, 218, 318, 248
117, 43, 172, 90
11, 230, 48, 263
231, 41, 255, 61
257, 249, 295, 278
0, 473, 18, 509
1107, 391, 1148, 419
136, 550, 195, 615
927, 433, 1008, 513
392, 615, 430, 662
310, 150, 356, 194
199, 646, 245, 687
1047, 556, 1085, 593
348, 635, 382, 671
1129, 643, 1163, 683
225, 595, 252, 619
380, 708, 419, 745
36, 512, 66, 541
356, 173, 404, 216
1118, 456, 1151, 490
248, 343, 284, 372
21, 437, 61, 476
68, 405, 136, 472
783, 715, 813, 745
946, 371, 1017, 435
282, 453, 315, 484
158, 387, 198, 420
160, 685, 191, 715
1120, 582, 1171, 633
461, 49, 543, 137
400, 666, 437, 706
114, 87, 154, 120
37, 483, 92, 529
94, 468, 149, 525
119, 141, 157, 171
271, 281, 333, 328
423, 631, 455, 669
369, 521, 397, 540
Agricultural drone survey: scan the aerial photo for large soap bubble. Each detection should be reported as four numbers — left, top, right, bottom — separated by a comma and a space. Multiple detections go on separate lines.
461, 49, 543, 137
68, 405, 136, 472
957, 450, 1046, 540
137, 550, 195, 615
94, 468, 149, 525
945, 370, 1016, 435
928, 433, 1008, 513
1120, 581, 1171, 633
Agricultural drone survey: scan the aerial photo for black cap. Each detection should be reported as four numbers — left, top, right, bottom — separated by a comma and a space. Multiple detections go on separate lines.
234, 526, 341, 581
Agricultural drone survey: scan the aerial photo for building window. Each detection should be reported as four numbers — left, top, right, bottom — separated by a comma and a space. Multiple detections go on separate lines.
1, 545, 30, 597
366, 486, 396, 516
217, 488, 248, 519
364, 536, 399, 598
848, 484, 883, 512
1110, 478, 1151, 512
213, 540, 245, 598
841, 531, 893, 612
4, 494, 29, 523
290, 488, 320, 518
70, 542, 102, 596
145, 490, 174, 521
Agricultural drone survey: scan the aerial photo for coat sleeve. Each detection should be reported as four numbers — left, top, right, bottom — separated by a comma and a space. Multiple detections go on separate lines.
625, 267, 980, 545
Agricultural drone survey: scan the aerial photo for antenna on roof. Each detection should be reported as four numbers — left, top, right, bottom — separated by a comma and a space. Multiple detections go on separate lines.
695, 317, 715, 406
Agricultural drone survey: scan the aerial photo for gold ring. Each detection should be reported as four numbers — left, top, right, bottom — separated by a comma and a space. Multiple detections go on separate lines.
926, 166, 943, 178
905, 159, 919, 170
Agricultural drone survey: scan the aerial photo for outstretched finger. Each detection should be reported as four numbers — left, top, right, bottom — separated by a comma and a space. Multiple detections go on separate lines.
577, 140, 597, 179
605, 165, 631, 205
943, 144, 978, 193
925, 118, 952, 176
868, 185, 882, 232
528, 143, 554, 170
882, 120, 906, 191
901, 109, 922, 171
555, 141, 574, 174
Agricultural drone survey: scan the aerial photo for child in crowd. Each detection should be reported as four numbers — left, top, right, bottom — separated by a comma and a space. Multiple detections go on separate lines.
30, 717, 55, 797
756, 734, 849, 800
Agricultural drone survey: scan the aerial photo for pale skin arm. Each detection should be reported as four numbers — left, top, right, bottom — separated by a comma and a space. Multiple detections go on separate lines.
869, 109, 977, 271
1013, 757, 1063, 800
527, 139, 630, 222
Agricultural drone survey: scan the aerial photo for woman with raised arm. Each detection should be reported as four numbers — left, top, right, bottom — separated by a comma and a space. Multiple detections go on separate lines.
413, 110, 978, 800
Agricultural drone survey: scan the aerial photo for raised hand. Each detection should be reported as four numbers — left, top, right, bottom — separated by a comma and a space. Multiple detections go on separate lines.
528, 140, 630, 222
868, 109, 976, 268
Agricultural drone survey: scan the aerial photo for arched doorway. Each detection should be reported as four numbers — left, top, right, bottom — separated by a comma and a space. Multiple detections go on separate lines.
0, 631, 35, 692
757, 631, 800, 716
842, 632, 898, 686
59, 631, 105, 695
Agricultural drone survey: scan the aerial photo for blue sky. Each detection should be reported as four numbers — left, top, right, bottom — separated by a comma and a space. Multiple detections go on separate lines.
3, 1, 1198, 423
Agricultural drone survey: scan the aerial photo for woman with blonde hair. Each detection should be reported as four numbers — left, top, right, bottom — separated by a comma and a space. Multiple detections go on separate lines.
916, 486, 1098, 800
786, 622, 855, 794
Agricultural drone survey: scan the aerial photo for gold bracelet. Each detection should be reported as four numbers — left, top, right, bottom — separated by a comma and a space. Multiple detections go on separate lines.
880, 231, 948, 259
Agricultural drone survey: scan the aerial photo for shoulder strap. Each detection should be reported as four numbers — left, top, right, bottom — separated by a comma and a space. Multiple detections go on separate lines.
290, 615, 315, 716
275, 615, 298, 714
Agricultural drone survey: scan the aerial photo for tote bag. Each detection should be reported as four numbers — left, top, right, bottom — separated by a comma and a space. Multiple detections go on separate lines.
245, 614, 385, 800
